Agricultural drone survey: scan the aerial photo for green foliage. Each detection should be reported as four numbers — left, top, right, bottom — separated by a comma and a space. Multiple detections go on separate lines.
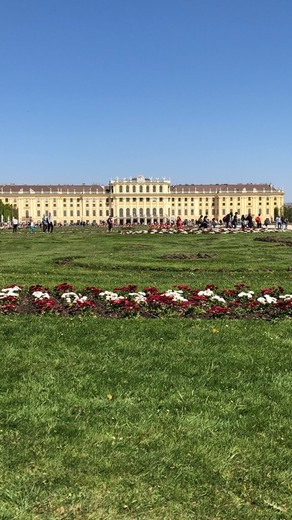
283, 204, 292, 221
0, 199, 18, 222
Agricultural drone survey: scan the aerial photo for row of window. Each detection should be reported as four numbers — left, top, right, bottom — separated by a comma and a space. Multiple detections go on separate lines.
118, 185, 164, 193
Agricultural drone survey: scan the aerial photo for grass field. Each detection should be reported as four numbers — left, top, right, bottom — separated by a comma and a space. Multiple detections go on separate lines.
0, 226, 291, 519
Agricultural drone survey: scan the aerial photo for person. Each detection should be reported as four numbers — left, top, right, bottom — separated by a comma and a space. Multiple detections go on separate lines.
47, 213, 53, 233
29, 219, 35, 233
276, 216, 282, 229
12, 217, 18, 233
246, 213, 253, 229
107, 216, 113, 232
241, 214, 246, 231
231, 212, 238, 228
211, 217, 217, 228
264, 217, 269, 228
176, 216, 183, 229
255, 214, 262, 228
42, 215, 47, 232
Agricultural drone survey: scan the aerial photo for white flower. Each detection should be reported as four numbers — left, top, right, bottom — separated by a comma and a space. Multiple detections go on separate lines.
32, 291, 50, 299
128, 292, 147, 303
77, 296, 88, 303
161, 290, 188, 302
2, 285, 22, 292
279, 294, 292, 301
211, 295, 226, 303
238, 291, 254, 298
257, 297, 267, 304
61, 292, 79, 299
198, 289, 214, 297
257, 295, 277, 304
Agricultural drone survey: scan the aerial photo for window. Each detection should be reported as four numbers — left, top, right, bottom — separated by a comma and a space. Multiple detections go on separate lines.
133, 186, 136, 193
153, 186, 156, 193
63, 210, 67, 216
139, 185, 143, 193
37, 210, 40, 217
126, 198, 130, 202
86, 210, 89, 216
119, 185, 123, 193
77, 210, 80, 217
126, 185, 129, 193
119, 198, 123, 202
70, 198, 73, 202
159, 185, 163, 193
70, 210, 73, 217
146, 186, 150, 193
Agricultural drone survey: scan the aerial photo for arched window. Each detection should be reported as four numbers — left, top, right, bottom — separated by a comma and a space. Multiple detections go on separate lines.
153, 185, 156, 193
153, 208, 157, 216
126, 208, 130, 217
126, 185, 129, 193
132, 186, 136, 193
146, 208, 150, 217
133, 208, 137, 217
139, 185, 143, 193
146, 185, 149, 193
119, 208, 123, 217
119, 185, 123, 193
159, 185, 163, 193
159, 208, 163, 216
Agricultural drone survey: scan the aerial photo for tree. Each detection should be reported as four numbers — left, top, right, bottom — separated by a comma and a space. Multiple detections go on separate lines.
0, 199, 18, 222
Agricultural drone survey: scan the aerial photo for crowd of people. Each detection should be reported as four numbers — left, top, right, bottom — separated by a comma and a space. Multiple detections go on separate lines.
1, 213, 290, 233
194, 212, 289, 231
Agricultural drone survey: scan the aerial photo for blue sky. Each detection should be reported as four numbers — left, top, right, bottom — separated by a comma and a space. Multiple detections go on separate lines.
1, 0, 291, 200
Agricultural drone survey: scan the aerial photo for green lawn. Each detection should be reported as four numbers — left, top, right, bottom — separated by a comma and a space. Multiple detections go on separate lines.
0, 227, 291, 519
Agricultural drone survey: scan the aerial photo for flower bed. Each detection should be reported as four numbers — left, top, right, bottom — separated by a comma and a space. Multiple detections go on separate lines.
120, 225, 291, 235
0, 283, 291, 319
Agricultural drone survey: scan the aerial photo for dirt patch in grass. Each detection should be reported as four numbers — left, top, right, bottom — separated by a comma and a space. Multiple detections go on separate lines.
254, 236, 292, 246
54, 257, 74, 265
162, 252, 219, 259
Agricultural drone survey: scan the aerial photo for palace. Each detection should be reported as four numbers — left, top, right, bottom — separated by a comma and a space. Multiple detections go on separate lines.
0, 176, 284, 225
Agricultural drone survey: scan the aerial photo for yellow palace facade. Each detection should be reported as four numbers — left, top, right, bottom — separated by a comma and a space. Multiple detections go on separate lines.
1, 176, 284, 225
